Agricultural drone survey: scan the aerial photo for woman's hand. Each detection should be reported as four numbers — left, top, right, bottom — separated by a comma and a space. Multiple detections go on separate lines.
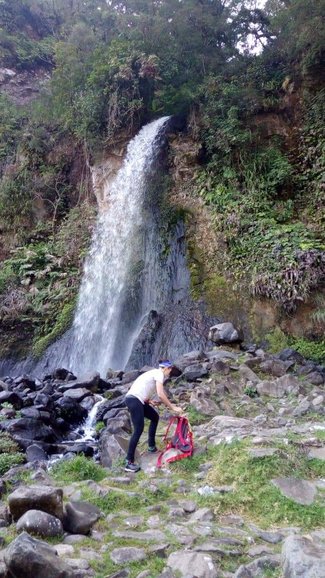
170, 404, 183, 414
149, 400, 161, 407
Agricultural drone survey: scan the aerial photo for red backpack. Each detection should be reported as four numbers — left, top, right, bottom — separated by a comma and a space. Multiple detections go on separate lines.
157, 415, 194, 468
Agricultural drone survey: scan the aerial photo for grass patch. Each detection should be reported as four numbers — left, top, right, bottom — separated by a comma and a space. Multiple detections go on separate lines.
312, 429, 325, 441
0, 432, 20, 454
171, 449, 209, 475
81, 475, 174, 515
92, 552, 166, 578
205, 440, 325, 529
50, 455, 106, 484
0, 453, 24, 475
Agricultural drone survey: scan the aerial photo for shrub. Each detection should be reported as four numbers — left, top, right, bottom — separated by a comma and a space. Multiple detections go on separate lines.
0, 453, 24, 475
266, 327, 289, 354
0, 432, 20, 454
293, 338, 325, 364
95, 421, 105, 434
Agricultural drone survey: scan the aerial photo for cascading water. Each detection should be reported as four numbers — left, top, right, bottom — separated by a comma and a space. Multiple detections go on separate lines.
66, 117, 171, 376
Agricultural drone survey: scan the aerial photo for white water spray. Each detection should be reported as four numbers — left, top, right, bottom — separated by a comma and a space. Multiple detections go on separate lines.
66, 117, 170, 376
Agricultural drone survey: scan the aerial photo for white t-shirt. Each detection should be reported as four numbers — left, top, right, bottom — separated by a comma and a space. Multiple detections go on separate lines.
126, 368, 165, 404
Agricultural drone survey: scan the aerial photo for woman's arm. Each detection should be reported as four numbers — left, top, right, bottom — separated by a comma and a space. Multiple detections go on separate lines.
156, 381, 182, 413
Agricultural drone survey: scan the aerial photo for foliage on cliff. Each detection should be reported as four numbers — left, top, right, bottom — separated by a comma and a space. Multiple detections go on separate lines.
0, 0, 324, 355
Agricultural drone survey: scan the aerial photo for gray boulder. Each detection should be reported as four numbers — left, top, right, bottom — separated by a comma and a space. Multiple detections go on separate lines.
63, 501, 101, 535
110, 547, 145, 564
16, 509, 63, 537
271, 477, 316, 506
0, 391, 23, 409
26, 444, 48, 463
173, 350, 206, 372
63, 388, 92, 402
167, 550, 218, 577
8, 485, 63, 521
256, 375, 299, 398
4, 532, 78, 578
234, 555, 281, 577
208, 322, 240, 344
259, 359, 292, 377
183, 364, 209, 381
190, 388, 219, 416
307, 371, 324, 385
282, 534, 325, 577
7, 418, 57, 449
100, 433, 135, 467
54, 397, 88, 424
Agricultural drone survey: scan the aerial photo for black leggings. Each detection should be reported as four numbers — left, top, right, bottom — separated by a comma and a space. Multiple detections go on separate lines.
125, 395, 159, 462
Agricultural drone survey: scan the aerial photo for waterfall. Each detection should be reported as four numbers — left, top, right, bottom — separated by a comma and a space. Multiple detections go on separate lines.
66, 117, 171, 376
0, 115, 212, 380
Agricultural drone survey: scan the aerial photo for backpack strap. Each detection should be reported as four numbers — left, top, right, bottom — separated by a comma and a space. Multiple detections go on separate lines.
157, 415, 194, 468
157, 415, 177, 468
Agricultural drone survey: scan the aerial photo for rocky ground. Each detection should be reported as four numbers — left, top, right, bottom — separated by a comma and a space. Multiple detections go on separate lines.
0, 325, 324, 577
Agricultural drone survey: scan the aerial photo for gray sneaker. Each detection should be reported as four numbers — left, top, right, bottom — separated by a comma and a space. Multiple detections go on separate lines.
124, 461, 141, 473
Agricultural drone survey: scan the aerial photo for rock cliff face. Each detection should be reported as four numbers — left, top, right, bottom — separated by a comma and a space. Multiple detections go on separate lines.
0, 66, 50, 105
166, 119, 324, 343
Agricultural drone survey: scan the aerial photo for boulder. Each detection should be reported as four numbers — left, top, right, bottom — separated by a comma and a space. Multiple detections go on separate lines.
63, 442, 95, 457
182, 364, 209, 381
16, 509, 63, 537
205, 349, 238, 362
26, 444, 48, 463
234, 555, 281, 577
0, 391, 23, 409
4, 532, 78, 578
104, 414, 131, 435
207, 415, 253, 430
282, 534, 325, 578
52, 368, 75, 381
54, 397, 87, 424
63, 389, 92, 402
173, 350, 206, 372
99, 433, 135, 467
96, 397, 126, 421
7, 418, 57, 449
256, 375, 299, 398
307, 371, 324, 385
278, 348, 304, 363
271, 477, 316, 505
308, 447, 325, 460
208, 322, 240, 344
8, 485, 64, 521
63, 501, 101, 535
110, 547, 145, 564
167, 550, 217, 577
238, 364, 260, 384
259, 359, 292, 377
190, 388, 219, 416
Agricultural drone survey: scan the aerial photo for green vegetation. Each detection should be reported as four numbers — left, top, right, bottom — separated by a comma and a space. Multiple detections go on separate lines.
95, 421, 105, 434
266, 328, 325, 363
0, 432, 20, 454
0, 202, 95, 356
92, 552, 166, 578
206, 440, 325, 529
186, 405, 209, 426
0, 453, 24, 475
294, 338, 325, 364
51, 455, 107, 484
243, 385, 258, 398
